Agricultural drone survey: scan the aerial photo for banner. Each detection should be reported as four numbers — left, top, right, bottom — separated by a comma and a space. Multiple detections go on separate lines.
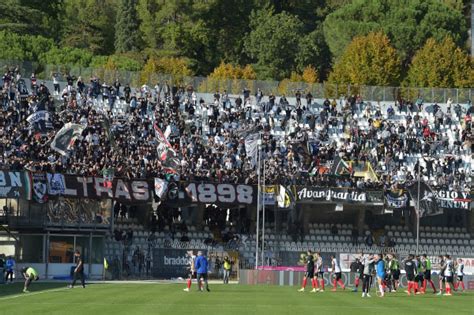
27, 110, 53, 131
261, 185, 276, 205
385, 190, 409, 209
154, 178, 168, 199
296, 186, 367, 203
47, 173, 66, 195
47, 198, 111, 225
434, 190, 471, 210
57, 175, 150, 203
0, 171, 30, 199
50, 123, 85, 156
31, 173, 48, 203
164, 182, 256, 207
407, 182, 441, 216
152, 248, 206, 278
277, 185, 296, 209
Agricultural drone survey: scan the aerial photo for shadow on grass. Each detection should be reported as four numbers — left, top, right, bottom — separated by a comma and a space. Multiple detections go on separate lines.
0, 282, 70, 298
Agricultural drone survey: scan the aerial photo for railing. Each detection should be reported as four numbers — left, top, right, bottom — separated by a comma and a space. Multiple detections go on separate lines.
0, 60, 472, 104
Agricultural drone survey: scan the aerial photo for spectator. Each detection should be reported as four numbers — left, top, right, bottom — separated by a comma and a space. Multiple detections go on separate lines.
223, 256, 232, 284
365, 232, 374, 247
351, 228, 359, 246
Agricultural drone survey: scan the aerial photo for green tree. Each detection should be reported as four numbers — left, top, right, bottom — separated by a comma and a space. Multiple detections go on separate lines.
405, 36, 474, 88
115, 0, 141, 53
328, 32, 402, 86
323, 0, 468, 63
39, 46, 94, 67
136, 0, 214, 74
244, 7, 303, 80
0, 0, 64, 40
295, 26, 331, 80
0, 31, 54, 61
61, 0, 116, 55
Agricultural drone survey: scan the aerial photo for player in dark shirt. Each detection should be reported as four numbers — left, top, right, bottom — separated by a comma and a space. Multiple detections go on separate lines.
68, 250, 85, 289
404, 254, 416, 295
350, 257, 364, 292
298, 250, 315, 292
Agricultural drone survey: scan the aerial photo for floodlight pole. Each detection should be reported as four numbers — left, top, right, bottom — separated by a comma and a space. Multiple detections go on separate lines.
255, 135, 262, 269
261, 158, 266, 267
416, 159, 421, 255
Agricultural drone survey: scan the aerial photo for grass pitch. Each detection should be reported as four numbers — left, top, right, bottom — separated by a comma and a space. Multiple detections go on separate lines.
0, 282, 472, 315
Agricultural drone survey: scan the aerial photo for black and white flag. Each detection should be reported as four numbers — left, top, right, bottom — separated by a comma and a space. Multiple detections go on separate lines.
50, 123, 85, 156
407, 182, 441, 217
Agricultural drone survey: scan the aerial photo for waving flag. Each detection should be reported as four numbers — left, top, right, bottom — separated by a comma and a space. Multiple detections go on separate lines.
407, 182, 441, 217
153, 124, 180, 172
330, 156, 352, 176
50, 123, 85, 156
245, 133, 260, 166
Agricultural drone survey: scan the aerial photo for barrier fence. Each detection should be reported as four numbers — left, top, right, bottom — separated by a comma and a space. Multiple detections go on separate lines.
0, 60, 472, 104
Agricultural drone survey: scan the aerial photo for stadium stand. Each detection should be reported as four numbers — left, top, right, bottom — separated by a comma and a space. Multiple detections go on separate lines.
0, 66, 472, 279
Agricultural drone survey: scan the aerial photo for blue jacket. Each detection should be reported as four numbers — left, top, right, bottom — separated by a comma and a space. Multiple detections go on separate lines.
195, 255, 208, 274
376, 260, 385, 277
5, 258, 15, 271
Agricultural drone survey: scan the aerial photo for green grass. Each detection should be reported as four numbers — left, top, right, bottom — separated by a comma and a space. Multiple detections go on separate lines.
0, 282, 472, 315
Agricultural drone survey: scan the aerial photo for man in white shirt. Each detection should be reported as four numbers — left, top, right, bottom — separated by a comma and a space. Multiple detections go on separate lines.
331, 254, 345, 291
454, 258, 465, 292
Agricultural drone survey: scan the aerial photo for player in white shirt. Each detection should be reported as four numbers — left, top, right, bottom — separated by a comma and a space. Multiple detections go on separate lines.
454, 258, 465, 292
330, 255, 345, 291
183, 250, 196, 292
314, 252, 325, 292
442, 255, 454, 296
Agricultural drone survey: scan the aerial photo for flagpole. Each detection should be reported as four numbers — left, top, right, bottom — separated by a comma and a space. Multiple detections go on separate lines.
261, 157, 266, 267
416, 158, 420, 255
255, 134, 261, 270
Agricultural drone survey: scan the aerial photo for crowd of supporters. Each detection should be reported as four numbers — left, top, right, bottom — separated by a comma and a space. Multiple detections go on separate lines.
0, 66, 472, 192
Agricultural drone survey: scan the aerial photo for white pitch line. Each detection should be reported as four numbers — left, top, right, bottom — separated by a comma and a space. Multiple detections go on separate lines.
0, 287, 69, 301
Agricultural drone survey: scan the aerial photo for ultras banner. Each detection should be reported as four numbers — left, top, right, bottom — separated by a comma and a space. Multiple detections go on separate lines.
296, 186, 374, 203
434, 190, 471, 210
0, 171, 31, 198
163, 181, 257, 207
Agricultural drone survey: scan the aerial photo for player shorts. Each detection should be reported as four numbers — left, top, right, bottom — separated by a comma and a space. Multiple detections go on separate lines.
334, 272, 341, 280
392, 270, 400, 280
188, 271, 196, 279
316, 271, 324, 278
445, 276, 453, 284
197, 273, 208, 281
424, 270, 431, 280
305, 271, 314, 278
457, 275, 463, 282
406, 274, 415, 282
415, 274, 423, 282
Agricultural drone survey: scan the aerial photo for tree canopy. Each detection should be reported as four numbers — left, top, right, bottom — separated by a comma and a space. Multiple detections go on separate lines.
405, 36, 474, 88
0, 0, 470, 89
328, 32, 402, 86
323, 0, 468, 63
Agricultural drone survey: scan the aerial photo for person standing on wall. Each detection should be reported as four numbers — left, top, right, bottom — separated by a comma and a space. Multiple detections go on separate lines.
69, 250, 85, 289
